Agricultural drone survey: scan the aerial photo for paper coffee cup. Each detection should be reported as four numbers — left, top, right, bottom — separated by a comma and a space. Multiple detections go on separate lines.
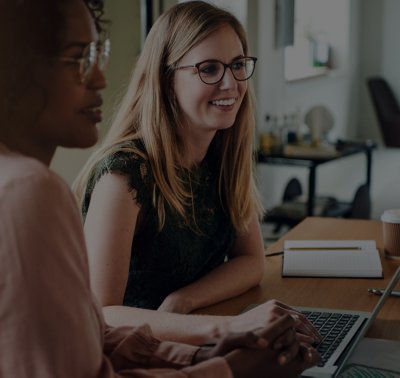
381, 209, 400, 259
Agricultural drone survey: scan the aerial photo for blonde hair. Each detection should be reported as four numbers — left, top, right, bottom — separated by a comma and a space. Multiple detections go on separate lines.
73, 0, 263, 232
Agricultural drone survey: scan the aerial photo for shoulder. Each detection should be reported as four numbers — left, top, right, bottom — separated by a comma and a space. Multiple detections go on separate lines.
0, 151, 48, 184
0, 152, 87, 271
94, 139, 150, 179
85, 139, 154, 204
0, 152, 72, 203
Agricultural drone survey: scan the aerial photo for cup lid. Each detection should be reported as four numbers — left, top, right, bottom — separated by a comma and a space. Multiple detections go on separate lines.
381, 209, 400, 223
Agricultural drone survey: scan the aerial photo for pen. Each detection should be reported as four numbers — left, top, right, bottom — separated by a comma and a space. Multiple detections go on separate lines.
368, 288, 400, 297
264, 251, 284, 257
286, 247, 362, 251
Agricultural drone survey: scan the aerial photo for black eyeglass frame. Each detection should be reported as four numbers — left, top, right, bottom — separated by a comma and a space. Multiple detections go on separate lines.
175, 56, 257, 85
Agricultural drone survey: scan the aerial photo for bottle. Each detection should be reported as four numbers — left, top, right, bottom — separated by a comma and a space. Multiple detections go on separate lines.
259, 114, 274, 154
270, 115, 283, 153
286, 113, 297, 145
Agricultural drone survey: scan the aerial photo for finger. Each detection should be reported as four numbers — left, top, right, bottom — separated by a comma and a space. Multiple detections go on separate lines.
291, 313, 321, 342
270, 304, 321, 343
262, 299, 296, 310
255, 299, 298, 320
277, 337, 300, 366
261, 301, 320, 341
296, 332, 317, 345
268, 300, 301, 317
214, 331, 268, 355
272, 327, 296, 350
299, 343, 321, 367
297, 323, 321, 343
230, 331, 269, 349
255, 314, 296, 343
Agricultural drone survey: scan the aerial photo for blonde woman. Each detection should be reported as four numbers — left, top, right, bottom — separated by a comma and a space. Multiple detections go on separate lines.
0, 0, 321, 376
74, 0, 320, 346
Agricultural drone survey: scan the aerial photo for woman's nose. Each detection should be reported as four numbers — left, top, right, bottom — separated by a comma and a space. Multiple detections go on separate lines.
86, 63, 107, 90
218, 67, 237, 89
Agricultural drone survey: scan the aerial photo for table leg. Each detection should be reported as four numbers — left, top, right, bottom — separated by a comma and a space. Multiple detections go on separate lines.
307, 165, 317, 216
366, 148, 372, 189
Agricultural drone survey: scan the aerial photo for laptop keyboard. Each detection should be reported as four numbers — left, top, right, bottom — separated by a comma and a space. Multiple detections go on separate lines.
301, 310, 359, 367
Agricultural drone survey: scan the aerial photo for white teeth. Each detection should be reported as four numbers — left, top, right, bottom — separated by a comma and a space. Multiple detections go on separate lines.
211, 98, 235, 106
83, 107, 99, 114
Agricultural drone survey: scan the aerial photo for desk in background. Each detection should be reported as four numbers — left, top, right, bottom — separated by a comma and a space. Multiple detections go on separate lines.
196, 217, 400, 340
257, 140, 376, 216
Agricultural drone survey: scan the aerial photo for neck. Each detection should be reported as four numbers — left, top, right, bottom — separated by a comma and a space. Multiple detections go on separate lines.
182, 130, 216, 169
0, 128, 54, 166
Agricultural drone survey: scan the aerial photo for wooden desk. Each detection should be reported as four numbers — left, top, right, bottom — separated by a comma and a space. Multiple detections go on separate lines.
198, 217, 400, 340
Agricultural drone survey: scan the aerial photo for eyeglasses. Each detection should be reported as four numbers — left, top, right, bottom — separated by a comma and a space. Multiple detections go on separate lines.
56, 39, 111, 83
175, 57, 257, 85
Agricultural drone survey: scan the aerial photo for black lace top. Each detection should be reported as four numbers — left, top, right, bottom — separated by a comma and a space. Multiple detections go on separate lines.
82, 140, 235, 310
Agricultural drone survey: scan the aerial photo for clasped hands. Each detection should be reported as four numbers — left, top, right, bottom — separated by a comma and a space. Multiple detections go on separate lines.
194, 313, 321, 378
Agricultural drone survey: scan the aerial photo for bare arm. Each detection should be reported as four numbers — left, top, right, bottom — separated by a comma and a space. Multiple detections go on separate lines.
85, 172, 264, 315
83, 173, 228, 344
84, 173, 263, 329
84, 172, 139, 306
158, 214, 265, 313
84, 173, 319, 346
103, 300, 320, 346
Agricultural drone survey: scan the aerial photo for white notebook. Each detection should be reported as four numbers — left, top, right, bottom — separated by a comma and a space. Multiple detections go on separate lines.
282, 240, 383, 278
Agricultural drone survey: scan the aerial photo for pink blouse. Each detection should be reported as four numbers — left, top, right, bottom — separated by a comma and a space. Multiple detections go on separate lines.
0, 146, 233, 378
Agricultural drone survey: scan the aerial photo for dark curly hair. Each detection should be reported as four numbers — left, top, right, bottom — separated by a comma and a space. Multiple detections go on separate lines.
85, 0, 107, 35
0, 0, 106, 118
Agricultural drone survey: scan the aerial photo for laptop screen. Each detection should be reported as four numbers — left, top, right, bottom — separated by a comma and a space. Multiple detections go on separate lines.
335, 266, 400, 376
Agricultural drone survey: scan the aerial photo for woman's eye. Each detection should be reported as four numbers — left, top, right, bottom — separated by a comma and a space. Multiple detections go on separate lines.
200, 63, 219, 75
232, 60, 246, 71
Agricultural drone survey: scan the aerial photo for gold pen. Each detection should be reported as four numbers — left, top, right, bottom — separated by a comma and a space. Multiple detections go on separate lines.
286, 247, 362, 251
368, 288, 400, 297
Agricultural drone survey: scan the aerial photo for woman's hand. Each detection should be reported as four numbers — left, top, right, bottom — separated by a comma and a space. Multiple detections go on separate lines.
203, 314, 320, 378
193, 331, 269, 364
229, 300, 321, 345
194, 314, 319, 370
158, 291, 192, 314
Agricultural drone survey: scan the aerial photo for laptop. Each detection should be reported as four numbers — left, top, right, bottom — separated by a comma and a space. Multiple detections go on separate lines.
299, 266, 400, 377
243, 267, 400, 377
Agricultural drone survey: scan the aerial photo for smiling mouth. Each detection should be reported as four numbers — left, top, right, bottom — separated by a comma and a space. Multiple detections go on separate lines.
81, 107, 102, 123
81, 107, 101, 115
210, 98, 236, 106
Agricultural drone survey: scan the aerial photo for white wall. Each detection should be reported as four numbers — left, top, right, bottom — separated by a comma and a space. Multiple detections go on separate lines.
202, 0, 247, 26
357, 0, 384, 142
381, 0, 400, 99
255, 0, 364, 209
256, 0, 356, 139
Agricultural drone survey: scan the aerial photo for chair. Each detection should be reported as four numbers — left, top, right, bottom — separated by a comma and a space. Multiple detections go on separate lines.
367, 77, 400, 147
345, 184, 371, 219
263, 178, 338, 234
263, 180, 371, 236
263, 178, 303, 234
282, 177, 303, 202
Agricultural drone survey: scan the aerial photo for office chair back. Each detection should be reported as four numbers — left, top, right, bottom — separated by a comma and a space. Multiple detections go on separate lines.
348, 184, 371, 219
282, 177, 302, 202
367, 77, 400, 147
